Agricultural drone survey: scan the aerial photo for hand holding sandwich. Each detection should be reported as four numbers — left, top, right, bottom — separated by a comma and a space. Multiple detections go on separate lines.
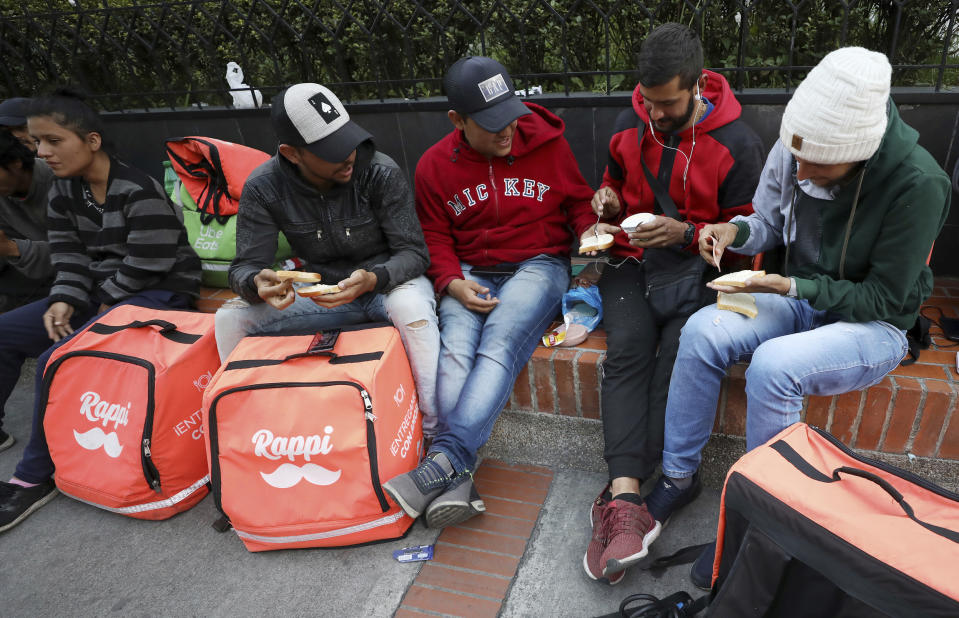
707, 271, 791, 296
308, 269, 378, 308
255, 269, 296, 309
578, 222, 620, 256
626, 216, 687, 248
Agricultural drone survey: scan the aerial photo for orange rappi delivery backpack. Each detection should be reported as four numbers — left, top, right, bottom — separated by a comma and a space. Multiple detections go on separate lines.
41, 306, 220, 520
704, 423, 959, 617
203, 325, 422, 552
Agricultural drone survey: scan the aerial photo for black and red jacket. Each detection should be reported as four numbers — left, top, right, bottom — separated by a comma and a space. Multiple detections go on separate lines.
415, 103, 595, 294
602, 70, 763, 259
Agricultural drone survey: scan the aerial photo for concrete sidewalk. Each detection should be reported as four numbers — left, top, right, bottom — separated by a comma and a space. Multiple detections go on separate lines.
0, 364, 718, 617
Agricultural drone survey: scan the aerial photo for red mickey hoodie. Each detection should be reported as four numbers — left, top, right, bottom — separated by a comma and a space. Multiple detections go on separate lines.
602, 70, 763, 258
415, 103, 595, 294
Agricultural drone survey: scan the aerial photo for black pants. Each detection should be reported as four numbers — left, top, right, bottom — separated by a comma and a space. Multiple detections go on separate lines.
598, 260, 690, 482
0, 266, 51, 313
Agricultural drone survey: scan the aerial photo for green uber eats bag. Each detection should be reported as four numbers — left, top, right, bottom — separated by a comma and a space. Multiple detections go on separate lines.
163, 161, 294, 288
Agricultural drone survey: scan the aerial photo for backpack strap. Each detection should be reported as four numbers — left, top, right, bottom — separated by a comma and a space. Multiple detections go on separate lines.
635, 122, 682, 221
89, 319, 203, 345
641, 542, 713, 570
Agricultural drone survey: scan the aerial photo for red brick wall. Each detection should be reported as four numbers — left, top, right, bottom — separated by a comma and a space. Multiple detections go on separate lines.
507, 278, 959, 463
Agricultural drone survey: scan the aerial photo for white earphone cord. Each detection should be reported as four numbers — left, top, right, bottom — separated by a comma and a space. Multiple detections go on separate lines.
577, 81, 703, 274
647, 82, 699, 190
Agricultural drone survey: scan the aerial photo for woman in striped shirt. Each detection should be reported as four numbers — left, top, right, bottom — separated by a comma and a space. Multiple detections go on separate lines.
0, 90, 201, 533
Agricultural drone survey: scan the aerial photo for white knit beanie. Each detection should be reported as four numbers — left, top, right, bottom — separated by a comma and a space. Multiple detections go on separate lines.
780, 47, 891, 164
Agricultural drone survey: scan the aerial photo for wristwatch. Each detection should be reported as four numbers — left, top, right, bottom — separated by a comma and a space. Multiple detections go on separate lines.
786, 277, 799, 298
683, 222, 696, 246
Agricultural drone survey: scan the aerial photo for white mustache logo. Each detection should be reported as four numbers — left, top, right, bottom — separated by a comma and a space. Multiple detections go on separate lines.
259, 463, 342, 489
73, 427, 124, 458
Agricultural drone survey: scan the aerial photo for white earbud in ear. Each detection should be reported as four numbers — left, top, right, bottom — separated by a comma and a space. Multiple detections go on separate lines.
695, 83, 701, 101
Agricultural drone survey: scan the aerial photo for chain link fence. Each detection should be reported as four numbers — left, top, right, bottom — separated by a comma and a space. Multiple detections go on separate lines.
1, 0, 957, 112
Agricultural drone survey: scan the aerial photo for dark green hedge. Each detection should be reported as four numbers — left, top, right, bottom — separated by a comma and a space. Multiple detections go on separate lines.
1, 1, 956, 111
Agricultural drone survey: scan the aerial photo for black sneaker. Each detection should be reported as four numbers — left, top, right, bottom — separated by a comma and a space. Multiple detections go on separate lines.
690, 539, 716, 590
382, 452, 454, 518
0, 429, 14, 453
643, 472, 702, 525
424, 472, 486, 528
0, 480, 58, 533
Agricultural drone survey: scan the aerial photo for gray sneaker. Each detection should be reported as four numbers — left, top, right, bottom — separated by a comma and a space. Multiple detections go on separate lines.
382, 451, 454, 518
424, 472, 486, 528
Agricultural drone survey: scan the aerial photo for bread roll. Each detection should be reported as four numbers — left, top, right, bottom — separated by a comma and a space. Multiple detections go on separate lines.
717, 291, 758, 318
621, 212, 656, 233
297, 283, 342, 297
712, 269, 765, 287
579, 233, 615, 254
275, 270, 323, 283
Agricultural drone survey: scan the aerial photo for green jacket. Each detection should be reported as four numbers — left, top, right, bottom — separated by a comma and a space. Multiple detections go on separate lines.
732, 102, 950, 330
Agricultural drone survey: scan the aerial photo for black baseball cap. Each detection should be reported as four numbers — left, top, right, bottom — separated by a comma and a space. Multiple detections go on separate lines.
443, 56, 531, 133
0, 97, 31, 127
271, 83, 372, 162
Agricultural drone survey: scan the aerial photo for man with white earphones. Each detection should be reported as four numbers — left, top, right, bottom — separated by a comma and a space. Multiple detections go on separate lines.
580, 22, 764, 585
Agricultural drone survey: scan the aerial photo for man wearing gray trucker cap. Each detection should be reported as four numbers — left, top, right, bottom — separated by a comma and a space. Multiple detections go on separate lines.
214, 83, 442, 438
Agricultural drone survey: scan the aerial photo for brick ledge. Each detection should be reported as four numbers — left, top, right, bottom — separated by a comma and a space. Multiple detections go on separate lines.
509, 276, 959, 463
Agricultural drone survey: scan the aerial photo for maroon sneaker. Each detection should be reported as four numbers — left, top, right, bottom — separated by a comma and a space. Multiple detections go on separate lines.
582, 485, 625, 585
600, 499, 661, 576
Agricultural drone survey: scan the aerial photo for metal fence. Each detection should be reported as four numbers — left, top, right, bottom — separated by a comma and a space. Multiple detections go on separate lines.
1, 0, 957, 111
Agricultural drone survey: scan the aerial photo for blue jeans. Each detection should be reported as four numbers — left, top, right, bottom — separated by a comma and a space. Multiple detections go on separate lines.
15, 290, 192, 483
430, 255, 570, 474
661, 293, 908, 479
214, 276, 440, 434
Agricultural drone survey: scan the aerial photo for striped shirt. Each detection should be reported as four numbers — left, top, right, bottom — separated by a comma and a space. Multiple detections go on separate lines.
46, 156, 201, 309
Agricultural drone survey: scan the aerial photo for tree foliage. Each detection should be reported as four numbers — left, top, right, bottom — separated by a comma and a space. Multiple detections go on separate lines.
0, 0, 956, 111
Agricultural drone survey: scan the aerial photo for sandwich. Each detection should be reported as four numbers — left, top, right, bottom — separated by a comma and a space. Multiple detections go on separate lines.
275, 270, 323, 283
578, 233, 615, 254
297, 283, 342, 297
268, 270, 322, 309
717, 291, 758, 319
711, 269, 765, 287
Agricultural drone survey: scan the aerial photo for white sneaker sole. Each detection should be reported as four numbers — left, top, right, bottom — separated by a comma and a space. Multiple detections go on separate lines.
582, 551, 626, 585
602, 520, 662, 576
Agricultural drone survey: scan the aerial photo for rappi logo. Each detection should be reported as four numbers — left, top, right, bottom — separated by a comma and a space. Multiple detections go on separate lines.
72, 391, 130, 458
391, 387, 419, 459
252, 427, 342, 489
193, 370, 213, 392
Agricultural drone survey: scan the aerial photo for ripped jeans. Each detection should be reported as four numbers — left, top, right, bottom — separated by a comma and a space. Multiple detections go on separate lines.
214, 275, 440, 435
429, 254, 570, 474
661, 293, 908, 479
